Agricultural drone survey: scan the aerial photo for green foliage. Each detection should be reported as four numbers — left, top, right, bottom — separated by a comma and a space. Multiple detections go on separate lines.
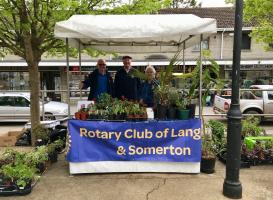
244, 0, 273, 49
32, 124, 49, 141
202, 120, 227, 158
242, 116, 265, 137
0, 162, 36, 188
207, 120, 226, 154
25, 146, 48, 166
189, 50, 221, 104
47, 139, 64, 154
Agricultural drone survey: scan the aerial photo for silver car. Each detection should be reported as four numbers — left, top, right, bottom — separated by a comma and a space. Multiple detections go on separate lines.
0, 92, 68, 122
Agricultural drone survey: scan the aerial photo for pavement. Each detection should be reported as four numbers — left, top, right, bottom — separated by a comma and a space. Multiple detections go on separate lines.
0, 153, 272, 200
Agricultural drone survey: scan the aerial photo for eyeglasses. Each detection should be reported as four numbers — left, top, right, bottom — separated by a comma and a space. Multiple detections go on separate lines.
98, 64, 106, 66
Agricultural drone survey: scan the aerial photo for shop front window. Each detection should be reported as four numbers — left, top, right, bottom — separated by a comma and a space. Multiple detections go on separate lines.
0, 72, 29, 90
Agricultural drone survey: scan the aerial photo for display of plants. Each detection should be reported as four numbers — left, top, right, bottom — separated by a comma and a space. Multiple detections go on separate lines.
47, 139, 64, 163
32, 124, 50, 146
241, 116, 265, 139
0, 143, 63, 196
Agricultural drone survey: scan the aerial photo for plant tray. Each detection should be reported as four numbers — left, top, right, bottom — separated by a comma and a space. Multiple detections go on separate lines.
0, 183, 32, 196
244, 136, 273, 150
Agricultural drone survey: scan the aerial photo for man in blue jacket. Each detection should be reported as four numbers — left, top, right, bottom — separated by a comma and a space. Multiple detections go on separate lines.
114, 56, 141, 101
80, 59, 113, 100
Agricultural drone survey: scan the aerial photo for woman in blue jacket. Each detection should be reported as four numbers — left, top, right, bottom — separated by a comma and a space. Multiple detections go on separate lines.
140, 65, 158, 107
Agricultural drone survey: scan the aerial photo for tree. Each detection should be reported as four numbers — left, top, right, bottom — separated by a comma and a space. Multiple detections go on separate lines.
244, 0, 273, 49
0, 0, 171, 146
225, 0, 273, 49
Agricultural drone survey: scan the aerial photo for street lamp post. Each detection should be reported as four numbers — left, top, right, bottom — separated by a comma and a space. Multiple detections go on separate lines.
223, 0, 243, 199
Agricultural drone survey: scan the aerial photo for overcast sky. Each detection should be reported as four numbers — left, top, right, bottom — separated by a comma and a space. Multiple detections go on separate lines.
199, 0, 232, 7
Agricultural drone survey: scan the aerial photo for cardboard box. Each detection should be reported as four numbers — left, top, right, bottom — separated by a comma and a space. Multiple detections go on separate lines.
0, 135, 17, 147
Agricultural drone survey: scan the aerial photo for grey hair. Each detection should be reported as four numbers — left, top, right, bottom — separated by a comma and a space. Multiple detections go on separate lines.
145, 65, 156, 74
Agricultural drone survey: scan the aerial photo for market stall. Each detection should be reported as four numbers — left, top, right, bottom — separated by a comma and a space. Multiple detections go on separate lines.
54, 14, 217, 174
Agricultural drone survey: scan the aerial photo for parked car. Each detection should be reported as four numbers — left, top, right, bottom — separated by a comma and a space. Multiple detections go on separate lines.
0, 92, 68, 122
213, 85, 273, 122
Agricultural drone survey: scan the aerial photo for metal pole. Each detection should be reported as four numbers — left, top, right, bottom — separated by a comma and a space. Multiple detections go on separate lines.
66, 38, 71, 119
183, 42, 185, 74
78, 41, 82, 100
223, 0, 243, 198
41, 91, 45, 121
199, 34, 203, 119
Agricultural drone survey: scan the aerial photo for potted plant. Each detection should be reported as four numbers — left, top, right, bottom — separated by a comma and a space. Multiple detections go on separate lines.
154, 86, 169, 120
33, 124, 50, 146
167, 87, 179, 119
47, 139, 64, 163
176, 96, 190, 120
25, 146, 48, 174
242, 116, 265, 140
0, 162, 36, 192
201, 134, 217, 174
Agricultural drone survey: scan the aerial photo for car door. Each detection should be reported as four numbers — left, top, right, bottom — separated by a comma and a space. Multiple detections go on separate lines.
263, 90, 273, 119
13, 96, 30, 121
0, 96, 15, 121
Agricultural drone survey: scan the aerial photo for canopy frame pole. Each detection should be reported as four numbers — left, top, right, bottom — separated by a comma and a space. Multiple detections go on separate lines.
199, 34, 203, 119
66, 38, 71, 119
183, 42, 186, 74
78, 41, 82, 100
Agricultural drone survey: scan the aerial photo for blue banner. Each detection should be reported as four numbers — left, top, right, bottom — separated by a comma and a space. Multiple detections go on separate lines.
67, 119, 201, 162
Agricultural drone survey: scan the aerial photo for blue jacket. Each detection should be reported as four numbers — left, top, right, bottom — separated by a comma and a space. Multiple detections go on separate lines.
82, 69, 114, 100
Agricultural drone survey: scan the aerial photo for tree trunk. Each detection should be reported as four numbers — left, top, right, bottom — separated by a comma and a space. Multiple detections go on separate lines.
28, 62, 41, 146
24, 35, 41, 146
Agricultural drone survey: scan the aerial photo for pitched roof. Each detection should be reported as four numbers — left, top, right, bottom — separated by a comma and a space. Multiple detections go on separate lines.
159, 7, 255, 29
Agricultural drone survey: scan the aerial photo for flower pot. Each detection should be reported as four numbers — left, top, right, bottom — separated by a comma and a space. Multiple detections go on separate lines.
49, 151, 58, 163
177, 109, 190, 120
36, 162, 46, 174
187, 104, 196, 119
75, 112, 81, 120
156, 104, 168, 120
80, 112, 88, 120
167, 106, 177, 119
200, 157, 216, 174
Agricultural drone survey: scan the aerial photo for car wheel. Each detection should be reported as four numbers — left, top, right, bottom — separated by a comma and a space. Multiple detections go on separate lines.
43, 113, 56, 121
243, 110, 262, 124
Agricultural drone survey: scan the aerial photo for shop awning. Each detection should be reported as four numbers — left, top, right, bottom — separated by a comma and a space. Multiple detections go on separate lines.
54, 14, 217, 53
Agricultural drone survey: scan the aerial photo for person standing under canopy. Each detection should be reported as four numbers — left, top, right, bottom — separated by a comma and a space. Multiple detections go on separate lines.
80, 59, 114, 100
140, 65, 159, 107
114, 56, 141, 101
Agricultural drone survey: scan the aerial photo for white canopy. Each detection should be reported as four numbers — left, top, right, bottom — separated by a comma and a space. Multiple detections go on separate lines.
54, 14, 217, 54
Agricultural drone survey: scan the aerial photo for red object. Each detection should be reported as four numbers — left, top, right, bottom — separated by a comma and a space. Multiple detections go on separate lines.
224, 102, 230, 111
75, 112, 81, 120
121, 96, 125, 101
92, 98, 96, 102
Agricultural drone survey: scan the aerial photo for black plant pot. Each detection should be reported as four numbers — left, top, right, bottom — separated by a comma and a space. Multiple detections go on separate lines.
156, 104, 168, 120
187, 104, 196, 119
49, 151, 58, 163
36, 162, 46, 174
167, 106, 177, 119
200, 157, 216, 174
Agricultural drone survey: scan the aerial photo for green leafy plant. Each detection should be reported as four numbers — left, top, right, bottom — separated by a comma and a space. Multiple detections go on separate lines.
207, 120, 227, 154
0, 162, 36, 188
25, 146, 48, 167
242, 116, 265, 138
33, 124, 49, 142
